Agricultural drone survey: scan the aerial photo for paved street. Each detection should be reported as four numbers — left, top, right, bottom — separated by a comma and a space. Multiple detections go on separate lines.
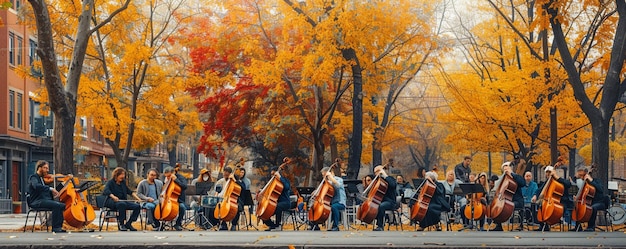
2, 213, 626, 248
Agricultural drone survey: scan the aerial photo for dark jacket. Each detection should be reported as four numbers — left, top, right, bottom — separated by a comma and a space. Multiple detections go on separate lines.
27, 173, 53, 205
382, 175, 397, 205
419, 181, 450, 228
455, 163, 471, 183
174, 172, 188, 204
588, 178, 605, 205
277, 176, 292, 205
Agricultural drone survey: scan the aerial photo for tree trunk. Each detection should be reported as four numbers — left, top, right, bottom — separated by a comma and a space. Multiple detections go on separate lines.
343, 48, 363, 179
591, 119, 610, 192
53, 114, 76, 174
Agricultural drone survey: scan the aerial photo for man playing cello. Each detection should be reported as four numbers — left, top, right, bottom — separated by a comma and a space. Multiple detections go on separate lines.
490, 161, 525, 231
259, 166, 292, 231
531, 165, 572, 231
572, 165, 606, 232
320, 166, 346, 231
27, 160, 66, 233
214, 166, 244, 231
372, 165, 397, 231
162, 165, 188, 231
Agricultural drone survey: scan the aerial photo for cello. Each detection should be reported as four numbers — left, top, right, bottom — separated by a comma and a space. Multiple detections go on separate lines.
488, 172, 517, 223
410, 177, 436, 222
154, 171, 182, 221
357, 168, 389, 224
463, 192, 486, 221
307, 159, 339, 224
535, 164, 565, 225
256, 157, 291, 221
572, 168, 596, 222
214, 173, 242, 222
58, 175, 96, 228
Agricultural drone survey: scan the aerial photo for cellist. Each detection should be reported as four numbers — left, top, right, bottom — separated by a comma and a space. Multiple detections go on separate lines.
372, 165, 397, 231
27, 160, 66, 233
320, 166, 346, 231
415, 171, 450, 231
102, 167, 141, 231
213, 166, 244, 231
531, 165, 572, 231
490, 161, 525, 231
572, 165, 605, 232
162, 164, 188, 231
259, 166, 292, 231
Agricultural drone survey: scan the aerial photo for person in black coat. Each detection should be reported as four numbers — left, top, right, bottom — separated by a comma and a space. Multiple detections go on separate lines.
415, 171, 450, 231
573, 165, 606, 232
531, 165, 572, 231
102, 167, 141, 231
490, 161, 526, 231
27, 160, 66, 233
372, 165, 397, 231
163, 165, 189, 231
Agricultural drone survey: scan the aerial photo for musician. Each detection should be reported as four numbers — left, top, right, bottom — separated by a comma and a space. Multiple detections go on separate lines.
137, 168, 164, 230
490, 161, 525, 231
461, 172, 489, 230
260, 166, 292, 231
373, 165, 397, 231
531, 165, 572, 231
414, 171, 450, 231
441, 170, 466, 212
454, 156, 472, 183
321, 166, 347, 231
417, 167, 426, 179
573, 165, 605, 232
214, 166, 244, 231
27, 160, 66, 233
357, 175, 374, 195
237, 167, 252, 191
396, 175, 414, 198
162, 165, 188, 231
102, 167, 141, 231
191, 168, 212, 185
522, 172, 538, 205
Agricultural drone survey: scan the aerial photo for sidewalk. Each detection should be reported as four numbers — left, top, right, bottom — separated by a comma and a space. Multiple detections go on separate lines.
0, 211, 105, 232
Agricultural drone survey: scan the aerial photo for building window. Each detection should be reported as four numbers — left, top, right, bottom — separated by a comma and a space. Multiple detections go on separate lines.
9, 91, 15, 127
17, 36, 23, 65
9, 32, 15, 65
80, 117, 87, 138
17, 93, 23, 129
29, 39, 38, 65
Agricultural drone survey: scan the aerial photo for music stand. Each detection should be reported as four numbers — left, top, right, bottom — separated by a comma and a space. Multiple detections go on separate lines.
459, 183, 485, 231
196, 182, 214, 195
412, 179, 424, 189
240, 190, 258, 230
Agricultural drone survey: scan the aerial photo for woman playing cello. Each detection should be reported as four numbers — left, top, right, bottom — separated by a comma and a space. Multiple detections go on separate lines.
411, 171, 450, 231
461, 172, 489, 230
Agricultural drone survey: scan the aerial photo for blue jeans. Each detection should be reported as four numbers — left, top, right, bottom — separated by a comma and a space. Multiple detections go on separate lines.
142, 202, 157, 225
175, 203, 189, 226
330, 203, 346, 228
376, 201, 395, 229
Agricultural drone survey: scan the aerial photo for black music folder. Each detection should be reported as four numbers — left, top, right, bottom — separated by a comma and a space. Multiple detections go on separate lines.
196, 182, 214, 195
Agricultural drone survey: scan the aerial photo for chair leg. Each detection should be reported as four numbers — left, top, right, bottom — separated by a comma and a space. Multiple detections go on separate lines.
32, 210, 38, 232
23, 210, 31, 233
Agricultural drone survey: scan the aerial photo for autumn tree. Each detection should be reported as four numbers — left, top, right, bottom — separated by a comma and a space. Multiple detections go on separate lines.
439, 1, 589, 175
541, 0, 626, 189
26, 0, 130, 174
77, 0, 200, 170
